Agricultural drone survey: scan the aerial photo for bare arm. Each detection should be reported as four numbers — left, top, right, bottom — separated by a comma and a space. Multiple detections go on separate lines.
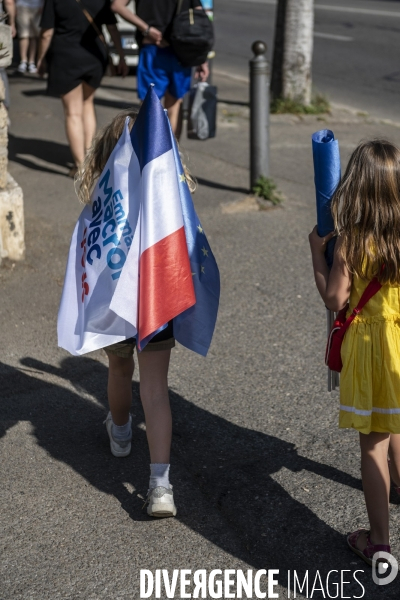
3, 0, 16, 37
309, 226, 352, 312
111, 0, 162, 45
106, 24, 129, 77
194, 62, 209, 82
37, 28, 54, 76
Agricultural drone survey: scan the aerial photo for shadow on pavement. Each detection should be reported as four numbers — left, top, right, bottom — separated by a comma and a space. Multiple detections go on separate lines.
196, 176, 249, 195
1, 357, 398, 598
21, 88, 140, 111
99, 83, 138, 94
92, 97, 140, 111
218, 98, 249, 107
8, 133, 72, 175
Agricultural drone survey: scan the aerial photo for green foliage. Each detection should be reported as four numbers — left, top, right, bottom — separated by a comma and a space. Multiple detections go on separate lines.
271, 93, 330, 115
252, 176, 283, 205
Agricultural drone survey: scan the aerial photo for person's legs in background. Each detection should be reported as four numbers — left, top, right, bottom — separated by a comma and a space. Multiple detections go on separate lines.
27, 37, 38, 73
165, 53, 191, 140
82, 81, 97, 154
164, 91, 183, 140
61, 84, 86, 175
18, 37, 29, 72
27, 7, 42, 73
16, 6, 39, 73
137, 45, 190, 139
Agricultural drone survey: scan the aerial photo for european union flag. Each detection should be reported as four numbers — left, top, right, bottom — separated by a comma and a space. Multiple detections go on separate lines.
312, 129, 341, 268
169, 122, 221, 356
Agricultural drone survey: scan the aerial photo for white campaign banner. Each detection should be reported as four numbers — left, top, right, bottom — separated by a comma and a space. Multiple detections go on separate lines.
57, 121, 140, 355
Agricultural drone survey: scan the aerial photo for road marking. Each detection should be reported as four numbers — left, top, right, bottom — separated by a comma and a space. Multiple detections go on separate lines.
315, 4, 400, 18
233, 0, 400, 18
314, 32, 353, 42
214, 68, 249, 83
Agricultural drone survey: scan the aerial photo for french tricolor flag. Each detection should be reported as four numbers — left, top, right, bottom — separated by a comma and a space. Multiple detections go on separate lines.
58, 86, 220, 356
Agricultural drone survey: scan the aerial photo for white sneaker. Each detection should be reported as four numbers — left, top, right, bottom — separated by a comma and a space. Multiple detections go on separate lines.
104, 411, 132, 457
28, 62, 37, 74
18, 61, 27, 73
145, 486, 177, 518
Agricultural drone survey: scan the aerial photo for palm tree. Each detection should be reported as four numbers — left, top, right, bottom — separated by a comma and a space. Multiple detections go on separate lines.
271, 0, 314, 106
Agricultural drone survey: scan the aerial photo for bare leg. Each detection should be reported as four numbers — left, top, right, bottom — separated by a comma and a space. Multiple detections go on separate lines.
19, 38, 29, 63
28, 38, 37, 64
106, 353, 134, 426
61, 84, 85, 167
82, 82, 97, 153
164, 91, 183, 139
137, 349, 172, 464
356, 432, 391, 550
388, 433, 400, 487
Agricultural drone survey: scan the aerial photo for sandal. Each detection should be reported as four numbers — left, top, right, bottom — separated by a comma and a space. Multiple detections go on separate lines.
388, 458, 400, 496
347, 529, 391, 566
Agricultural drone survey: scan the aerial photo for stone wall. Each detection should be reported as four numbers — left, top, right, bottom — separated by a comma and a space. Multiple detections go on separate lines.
0, 78, 24, 264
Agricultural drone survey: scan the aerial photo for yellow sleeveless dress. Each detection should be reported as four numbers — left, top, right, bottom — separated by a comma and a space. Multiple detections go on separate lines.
340, 274, 400, 434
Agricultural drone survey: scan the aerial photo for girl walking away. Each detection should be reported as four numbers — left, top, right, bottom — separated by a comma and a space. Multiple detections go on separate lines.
71, 103, 219, 518
309, 139, 400, 566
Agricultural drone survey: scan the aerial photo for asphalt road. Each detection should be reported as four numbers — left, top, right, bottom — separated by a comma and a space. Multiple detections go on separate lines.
2, 71, 400, 600
214, 0, 400, 121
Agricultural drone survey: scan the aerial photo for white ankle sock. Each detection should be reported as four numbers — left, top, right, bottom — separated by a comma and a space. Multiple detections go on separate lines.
150, 463, 170, 489
111, 415, 131, 440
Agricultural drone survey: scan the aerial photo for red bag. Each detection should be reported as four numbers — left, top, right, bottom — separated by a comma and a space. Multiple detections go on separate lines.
325, 277, 382, 372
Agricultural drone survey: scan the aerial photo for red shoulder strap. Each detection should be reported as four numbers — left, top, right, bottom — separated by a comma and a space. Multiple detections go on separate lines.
354, 277, 382, 312
337, 277, 382, 340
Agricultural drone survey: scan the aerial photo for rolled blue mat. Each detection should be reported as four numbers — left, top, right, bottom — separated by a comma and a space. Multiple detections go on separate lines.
312, 129, 341, 267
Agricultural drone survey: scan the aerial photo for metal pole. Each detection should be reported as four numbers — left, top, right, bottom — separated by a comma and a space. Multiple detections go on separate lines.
327, 308, 339, 392
327, 308, 332, 392
249, 41, 270, 190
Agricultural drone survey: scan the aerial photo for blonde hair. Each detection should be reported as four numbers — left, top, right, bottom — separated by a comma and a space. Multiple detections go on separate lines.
331, 139, 400, 286
75, 108, 196, 204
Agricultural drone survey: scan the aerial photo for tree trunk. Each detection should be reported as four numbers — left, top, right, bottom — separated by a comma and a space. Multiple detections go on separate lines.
271, 0, 314, 105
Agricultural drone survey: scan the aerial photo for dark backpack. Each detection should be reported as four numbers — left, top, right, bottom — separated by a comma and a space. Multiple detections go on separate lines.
169, 0, 214, 67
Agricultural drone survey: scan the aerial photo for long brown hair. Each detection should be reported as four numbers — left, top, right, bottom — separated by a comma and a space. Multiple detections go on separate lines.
75, 109, 138, 204
75, 108, 196, 205
331, 139, 400, 285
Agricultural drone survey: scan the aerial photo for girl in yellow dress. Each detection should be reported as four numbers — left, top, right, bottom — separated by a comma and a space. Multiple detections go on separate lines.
309, 139, 400, 566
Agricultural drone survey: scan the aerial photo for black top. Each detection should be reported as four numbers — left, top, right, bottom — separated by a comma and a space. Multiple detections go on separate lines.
40, 0, 117, 96
136, 0, 202, 43
41, 0, 116, 52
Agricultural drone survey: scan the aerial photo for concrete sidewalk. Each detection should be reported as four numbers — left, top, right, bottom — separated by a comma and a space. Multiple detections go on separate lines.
1, 70, 400, 600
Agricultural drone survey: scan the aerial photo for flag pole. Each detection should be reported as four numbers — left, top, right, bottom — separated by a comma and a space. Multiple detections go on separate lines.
326, 308, 339, 391
327, 308, 332, 392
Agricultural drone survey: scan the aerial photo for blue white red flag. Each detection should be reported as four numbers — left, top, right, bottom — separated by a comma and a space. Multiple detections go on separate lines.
57, 86, 220, 356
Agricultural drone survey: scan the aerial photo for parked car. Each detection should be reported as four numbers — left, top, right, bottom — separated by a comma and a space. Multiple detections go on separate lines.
103, 1, 139, 68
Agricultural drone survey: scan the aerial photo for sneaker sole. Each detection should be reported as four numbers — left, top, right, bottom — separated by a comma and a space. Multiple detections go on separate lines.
110, 440, 131, 457
106, 417, 131, 457
148, 503, 177, 518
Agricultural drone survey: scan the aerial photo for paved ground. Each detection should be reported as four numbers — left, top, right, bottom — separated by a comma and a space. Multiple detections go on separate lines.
1, 70, 400, 599
217, 0, 400, 122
